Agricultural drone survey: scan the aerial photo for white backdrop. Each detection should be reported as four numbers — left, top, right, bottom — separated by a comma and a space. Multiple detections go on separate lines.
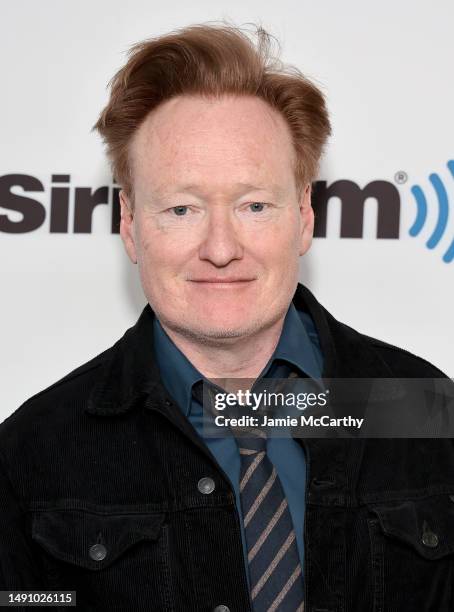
1, 0, 453, 418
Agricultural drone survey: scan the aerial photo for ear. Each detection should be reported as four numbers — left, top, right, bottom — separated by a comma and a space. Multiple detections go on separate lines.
119, 190, 138, 264
298, 183, 314, 256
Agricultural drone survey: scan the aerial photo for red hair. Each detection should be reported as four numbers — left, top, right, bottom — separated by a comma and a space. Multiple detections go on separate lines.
93, 22, 331, 203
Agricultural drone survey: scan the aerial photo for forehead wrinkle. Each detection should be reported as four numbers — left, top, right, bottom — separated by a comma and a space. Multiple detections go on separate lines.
140, 156, 292, 203
141, 145, 281, 197
156, 184, 288, 203
154, 135, 287, 189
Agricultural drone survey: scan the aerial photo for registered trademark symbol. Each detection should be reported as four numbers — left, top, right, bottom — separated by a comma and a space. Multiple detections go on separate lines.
394, 171, 408, 184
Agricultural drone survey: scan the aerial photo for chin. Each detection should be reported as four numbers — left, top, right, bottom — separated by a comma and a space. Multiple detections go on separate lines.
156, 311, 255, 341
190, 318, 254, 337
178, 313, 277, 343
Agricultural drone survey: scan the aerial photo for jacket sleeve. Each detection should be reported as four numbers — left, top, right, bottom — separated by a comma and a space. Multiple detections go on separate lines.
0, 451, 44, 589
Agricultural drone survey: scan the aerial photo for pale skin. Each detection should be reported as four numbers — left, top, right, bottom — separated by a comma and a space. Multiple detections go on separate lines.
119, 94, 314, 381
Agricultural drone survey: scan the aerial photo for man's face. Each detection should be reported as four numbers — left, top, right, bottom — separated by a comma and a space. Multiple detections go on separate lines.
120, 94, 314, 343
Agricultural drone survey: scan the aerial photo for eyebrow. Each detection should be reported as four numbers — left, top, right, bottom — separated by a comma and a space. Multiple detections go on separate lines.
155, 181, 287, 199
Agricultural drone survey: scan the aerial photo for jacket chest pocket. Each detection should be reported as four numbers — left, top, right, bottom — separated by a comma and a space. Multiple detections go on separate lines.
31, 508, 174, 612
367, 494, 454, 612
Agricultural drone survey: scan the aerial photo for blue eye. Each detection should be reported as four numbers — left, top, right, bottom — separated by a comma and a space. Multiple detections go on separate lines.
172, 206, 188, 216
249, 202, 265, 212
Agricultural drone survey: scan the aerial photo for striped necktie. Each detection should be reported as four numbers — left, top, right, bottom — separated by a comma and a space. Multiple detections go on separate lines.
234, 424, 305, 612
192, 380, 305, 611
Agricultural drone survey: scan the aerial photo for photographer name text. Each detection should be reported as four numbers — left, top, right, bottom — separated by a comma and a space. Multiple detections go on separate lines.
214, 415, 364, 429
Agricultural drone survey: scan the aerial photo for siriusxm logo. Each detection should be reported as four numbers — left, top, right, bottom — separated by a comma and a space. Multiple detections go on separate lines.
0, 159, 453, 263
309, 158, 454, 264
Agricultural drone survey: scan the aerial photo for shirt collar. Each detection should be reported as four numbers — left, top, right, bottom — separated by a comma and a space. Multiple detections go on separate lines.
259, 302, 322, 380
153, 318, 203, 417
153, 302, 322, 417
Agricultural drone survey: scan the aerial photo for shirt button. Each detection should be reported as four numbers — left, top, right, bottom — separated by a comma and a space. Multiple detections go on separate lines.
212, 606, 230, 612
421, 531, 439, 548
89, 543, 107, 561
198, 477, 215, 494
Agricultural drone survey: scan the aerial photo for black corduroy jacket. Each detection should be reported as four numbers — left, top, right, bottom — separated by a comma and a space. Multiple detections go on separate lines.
1, 283, 454, 612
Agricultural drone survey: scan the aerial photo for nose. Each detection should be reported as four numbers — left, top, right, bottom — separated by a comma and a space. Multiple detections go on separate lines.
198, 207, 243, 266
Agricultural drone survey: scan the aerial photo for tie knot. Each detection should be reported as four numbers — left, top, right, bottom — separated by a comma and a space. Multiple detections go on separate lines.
235, 426, 267, 454
191, 381, 268, 452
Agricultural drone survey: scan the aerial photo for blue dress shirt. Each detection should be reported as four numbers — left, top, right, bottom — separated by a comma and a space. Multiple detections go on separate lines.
153, 303, 323, 591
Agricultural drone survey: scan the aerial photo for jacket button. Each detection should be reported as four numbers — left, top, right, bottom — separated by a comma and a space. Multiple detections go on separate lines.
213, 606, 230, 612
421, 531, 439, 548
198, 477, 215, 494
89, 543, 107, 561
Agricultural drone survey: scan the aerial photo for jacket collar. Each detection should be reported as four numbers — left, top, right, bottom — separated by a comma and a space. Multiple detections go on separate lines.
86, 282, 393, 417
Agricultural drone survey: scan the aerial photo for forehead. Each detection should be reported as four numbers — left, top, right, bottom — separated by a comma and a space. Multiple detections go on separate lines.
129, 94, 296, 197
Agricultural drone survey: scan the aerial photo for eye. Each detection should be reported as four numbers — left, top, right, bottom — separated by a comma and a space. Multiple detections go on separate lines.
249, 202, 266, 212
172, 205, 188, 216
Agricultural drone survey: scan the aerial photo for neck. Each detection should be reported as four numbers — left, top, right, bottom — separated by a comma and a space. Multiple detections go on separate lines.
160, 316, 286, 380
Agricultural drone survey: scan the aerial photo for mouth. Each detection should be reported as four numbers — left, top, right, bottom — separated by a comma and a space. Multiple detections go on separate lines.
188, 277, 256, 287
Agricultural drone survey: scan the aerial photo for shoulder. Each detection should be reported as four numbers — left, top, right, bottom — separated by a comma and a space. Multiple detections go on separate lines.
0, 342, 117, 439
349, 322, 448, 378
295, 283, 450, 379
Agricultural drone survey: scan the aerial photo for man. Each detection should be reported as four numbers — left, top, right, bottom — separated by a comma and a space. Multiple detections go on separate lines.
1, 22, 453, 612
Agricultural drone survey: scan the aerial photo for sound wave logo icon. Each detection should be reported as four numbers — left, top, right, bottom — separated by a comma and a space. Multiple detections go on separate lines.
409, 160, 454, 263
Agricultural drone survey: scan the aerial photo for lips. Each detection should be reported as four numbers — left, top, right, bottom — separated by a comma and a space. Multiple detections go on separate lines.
189, 277, 255, 283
